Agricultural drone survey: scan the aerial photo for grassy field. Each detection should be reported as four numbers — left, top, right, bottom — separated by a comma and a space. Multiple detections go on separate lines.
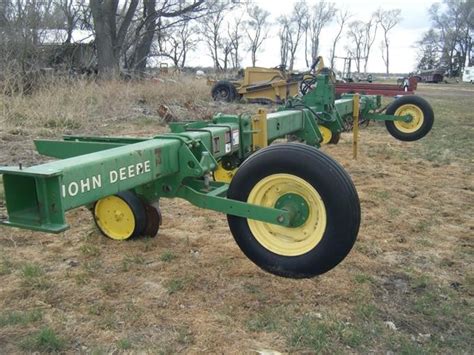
0, 77, 472, 353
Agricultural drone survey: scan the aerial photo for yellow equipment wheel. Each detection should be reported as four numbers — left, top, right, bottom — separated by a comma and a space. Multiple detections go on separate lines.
393, 104, 424, 133
318, 125, 333, 144
93, 191, 146, 240
385, 95, 434, 141
247, 173, 327, 256
213, 162, 237, 183
227, 143, 360, 278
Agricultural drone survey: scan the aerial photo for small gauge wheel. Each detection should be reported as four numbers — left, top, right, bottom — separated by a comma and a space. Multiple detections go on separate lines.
93, 191, 146, 240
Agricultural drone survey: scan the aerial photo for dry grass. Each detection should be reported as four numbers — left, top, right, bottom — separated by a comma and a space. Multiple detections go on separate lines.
0, 77, 473, 353
0, 75, 258, 166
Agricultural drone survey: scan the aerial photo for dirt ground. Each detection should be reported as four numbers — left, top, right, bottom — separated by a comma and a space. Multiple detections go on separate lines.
0, 80, 472, 353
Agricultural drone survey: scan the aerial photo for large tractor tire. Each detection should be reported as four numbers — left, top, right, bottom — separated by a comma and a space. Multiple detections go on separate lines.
227, 143, 360, 278
385, 95, 434, 141
211, 80, 237, 102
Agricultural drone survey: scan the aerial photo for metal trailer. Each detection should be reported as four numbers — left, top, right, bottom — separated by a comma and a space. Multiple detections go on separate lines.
335, 76, 419, 97
209, 66, 300, 104
0, 71, 434, 279
210, 58, 422, 103
413, 68, 445, 83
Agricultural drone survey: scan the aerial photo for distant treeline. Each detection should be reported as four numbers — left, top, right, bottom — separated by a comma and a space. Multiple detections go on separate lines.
417, 0, 473, 76
1, 0, 407, 81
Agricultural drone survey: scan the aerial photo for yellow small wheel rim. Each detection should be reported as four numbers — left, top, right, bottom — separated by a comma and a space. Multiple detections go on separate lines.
94, 196, 136, 240
247, 173, 327, 256
318, 125, 333, 144
394, 104, 424, 133
213, 162, 237, 183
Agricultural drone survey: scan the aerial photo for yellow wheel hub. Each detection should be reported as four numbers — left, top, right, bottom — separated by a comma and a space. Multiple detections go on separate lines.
318, 125, 333, 144
213, 162, 237, 183
94, 196, 136, 240
394, 104, 424, 133
247, 174, 327, 256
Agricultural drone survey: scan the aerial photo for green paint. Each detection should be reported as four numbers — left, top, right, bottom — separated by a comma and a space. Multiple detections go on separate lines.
177, 179, 291, 227
364, 112, 412, 122
275, 193, 309, 227
0, 71, 400, 235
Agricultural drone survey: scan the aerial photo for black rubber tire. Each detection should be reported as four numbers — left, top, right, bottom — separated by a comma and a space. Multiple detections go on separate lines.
93, 191, 147, 240
385, 95, 434, 141
211, 81, 236, 102
227, 143, 360, 278
329, 132, 341, 144
143, 202, 161, 237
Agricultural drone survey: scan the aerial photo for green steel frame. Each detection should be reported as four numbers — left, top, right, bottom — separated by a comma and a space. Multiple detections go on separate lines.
0, 72, 411, 234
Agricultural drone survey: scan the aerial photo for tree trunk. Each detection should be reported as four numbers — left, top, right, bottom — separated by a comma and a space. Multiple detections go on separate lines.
384, 32, 390, 75
131, 0, 156, 75
304, 29, 310, 68
65, 15, 74, 44
180, 51, 186, 68
90, 0, 119, 78
468, 39, 473, 66
331, 19, 345, 70
223, 50, 229, 71
233, 42, 239, 69
311, 37, 319, 66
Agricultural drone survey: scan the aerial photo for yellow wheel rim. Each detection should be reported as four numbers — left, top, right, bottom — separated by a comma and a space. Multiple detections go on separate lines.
213, 162, 237, 183
393, 104, 424, 133
94, 196, 135, 240
247, 174, 327, 256
318, 125, 332, 144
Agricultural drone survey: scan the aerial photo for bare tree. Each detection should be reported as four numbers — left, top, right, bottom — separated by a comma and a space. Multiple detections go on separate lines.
278, 18, 290, 68
245, 4, 270, 67
346, 20, 365, 72
157, 19, 198, 68
89, 0, 207, 77
428, 0, 473, 75
228, 13, 244, 69
199, 1, 233, 71
304, 1, 336, 67
221, 34, 234, 71
416, 29, 442, 70
345, 16, 378, 74
329, 9, 350, 69
89, 0, 137, 76
279, 1, 308, 70
59, 0, 86, 44
375, 8, 401, 75
362, 16, 378, 73
0, 0, 64, 70
0, 0, 78, 92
